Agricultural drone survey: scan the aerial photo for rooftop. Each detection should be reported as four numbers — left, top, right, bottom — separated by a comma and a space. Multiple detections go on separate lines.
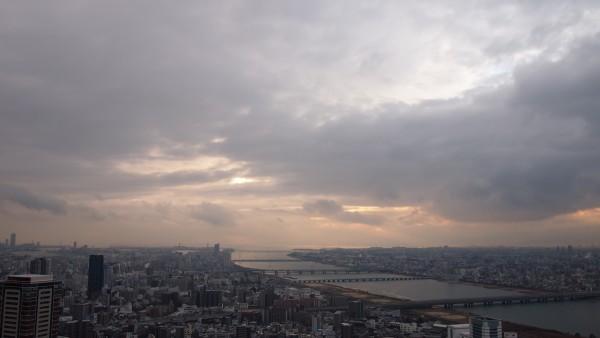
6, 274, 54, 283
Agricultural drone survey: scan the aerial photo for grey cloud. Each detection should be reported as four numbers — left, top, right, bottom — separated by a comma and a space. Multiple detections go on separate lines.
303, 199, 344, 215
0, 184, 67, 215
304, 199, 383, 226
213, 34, 600, 223
1, 1, 600, 231
70, 204, 106, 222
190, 202, 237, 227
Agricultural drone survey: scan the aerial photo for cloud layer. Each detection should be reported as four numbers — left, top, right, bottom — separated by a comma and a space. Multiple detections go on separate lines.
1, 1, 600, 247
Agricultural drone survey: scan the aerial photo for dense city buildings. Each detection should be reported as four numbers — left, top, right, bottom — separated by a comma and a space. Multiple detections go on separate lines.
0, 274, 63, 338
0, 244, 597, 337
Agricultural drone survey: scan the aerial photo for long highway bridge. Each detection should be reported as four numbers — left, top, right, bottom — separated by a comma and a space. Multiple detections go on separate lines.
231, 259, 299, 262
382, 291, 600, 309
247, 268, 374, 275
292, 276, 428, 283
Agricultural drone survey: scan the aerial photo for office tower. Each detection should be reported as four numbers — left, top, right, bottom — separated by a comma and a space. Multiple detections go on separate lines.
341, 323, 353, 338
87, 255, 104, 300
259, 287, 276, 308
348, 300, 363, 319
0, 274, 63, 338
194, 286, 223, 307
30, 257, 52, 275
10, 233, 16, 247
470, 317, 502, 338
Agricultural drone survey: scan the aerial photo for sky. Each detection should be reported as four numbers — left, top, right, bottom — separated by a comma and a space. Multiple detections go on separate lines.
1, 1, 600, 249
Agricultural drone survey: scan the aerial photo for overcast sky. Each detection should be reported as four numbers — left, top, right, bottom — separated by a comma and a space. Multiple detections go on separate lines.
1, 1, 600, 249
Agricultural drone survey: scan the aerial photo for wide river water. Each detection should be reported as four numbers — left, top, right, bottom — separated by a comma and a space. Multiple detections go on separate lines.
233, 251, 600, 336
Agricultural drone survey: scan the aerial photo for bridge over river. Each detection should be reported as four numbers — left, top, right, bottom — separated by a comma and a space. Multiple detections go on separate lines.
291, 276, 428, 283
383, 291, 600, 309
232, 259, 299, 262
247, 268, 376, 275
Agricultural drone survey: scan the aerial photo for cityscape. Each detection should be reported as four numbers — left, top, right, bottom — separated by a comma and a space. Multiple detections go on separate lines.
0, 234, 599, 337
2, 2, 600, 338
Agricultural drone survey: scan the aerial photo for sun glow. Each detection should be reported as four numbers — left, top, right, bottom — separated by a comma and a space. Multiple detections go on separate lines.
229, 177, 256, 185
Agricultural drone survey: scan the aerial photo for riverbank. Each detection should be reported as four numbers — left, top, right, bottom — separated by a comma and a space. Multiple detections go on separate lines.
303, 282, 409, 305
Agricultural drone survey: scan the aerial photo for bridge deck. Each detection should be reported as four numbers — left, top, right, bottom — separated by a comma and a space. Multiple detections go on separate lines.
232, 259, 299, 262
383, 291, 600, 309
292, 276, 428, 283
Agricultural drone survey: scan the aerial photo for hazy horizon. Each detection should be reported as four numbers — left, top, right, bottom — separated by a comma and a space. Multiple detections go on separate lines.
1, 2, 600, 249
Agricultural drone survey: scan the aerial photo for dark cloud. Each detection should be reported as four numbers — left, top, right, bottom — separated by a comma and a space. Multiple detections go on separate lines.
0, 184, 67, 215
190, 202, 237, 227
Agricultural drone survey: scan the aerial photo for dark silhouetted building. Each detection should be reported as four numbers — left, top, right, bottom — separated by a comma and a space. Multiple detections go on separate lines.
87, 254, 104, 300
0, 274, 63, 338
10, 233, 15, 248
348, 300, 363, 319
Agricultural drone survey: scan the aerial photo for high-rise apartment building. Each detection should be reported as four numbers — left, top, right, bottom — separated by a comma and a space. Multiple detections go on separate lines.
10, 233, 16, 248
87, 255, 104, 300
470, 316, 502, 338
0, 274, 63, 338
30, 258, 52, 275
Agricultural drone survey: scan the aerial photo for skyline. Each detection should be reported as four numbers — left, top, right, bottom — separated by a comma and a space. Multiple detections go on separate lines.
1, 2, 600, 248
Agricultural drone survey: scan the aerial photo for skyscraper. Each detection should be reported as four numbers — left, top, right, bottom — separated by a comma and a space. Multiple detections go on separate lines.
10, 233, 16, 248
87, 255, 104, 300
470, 316, 502, 338
0, 274, 63, 338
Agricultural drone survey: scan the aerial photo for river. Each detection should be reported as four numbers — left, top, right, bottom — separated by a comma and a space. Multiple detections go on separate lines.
233, 250, 599, 336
